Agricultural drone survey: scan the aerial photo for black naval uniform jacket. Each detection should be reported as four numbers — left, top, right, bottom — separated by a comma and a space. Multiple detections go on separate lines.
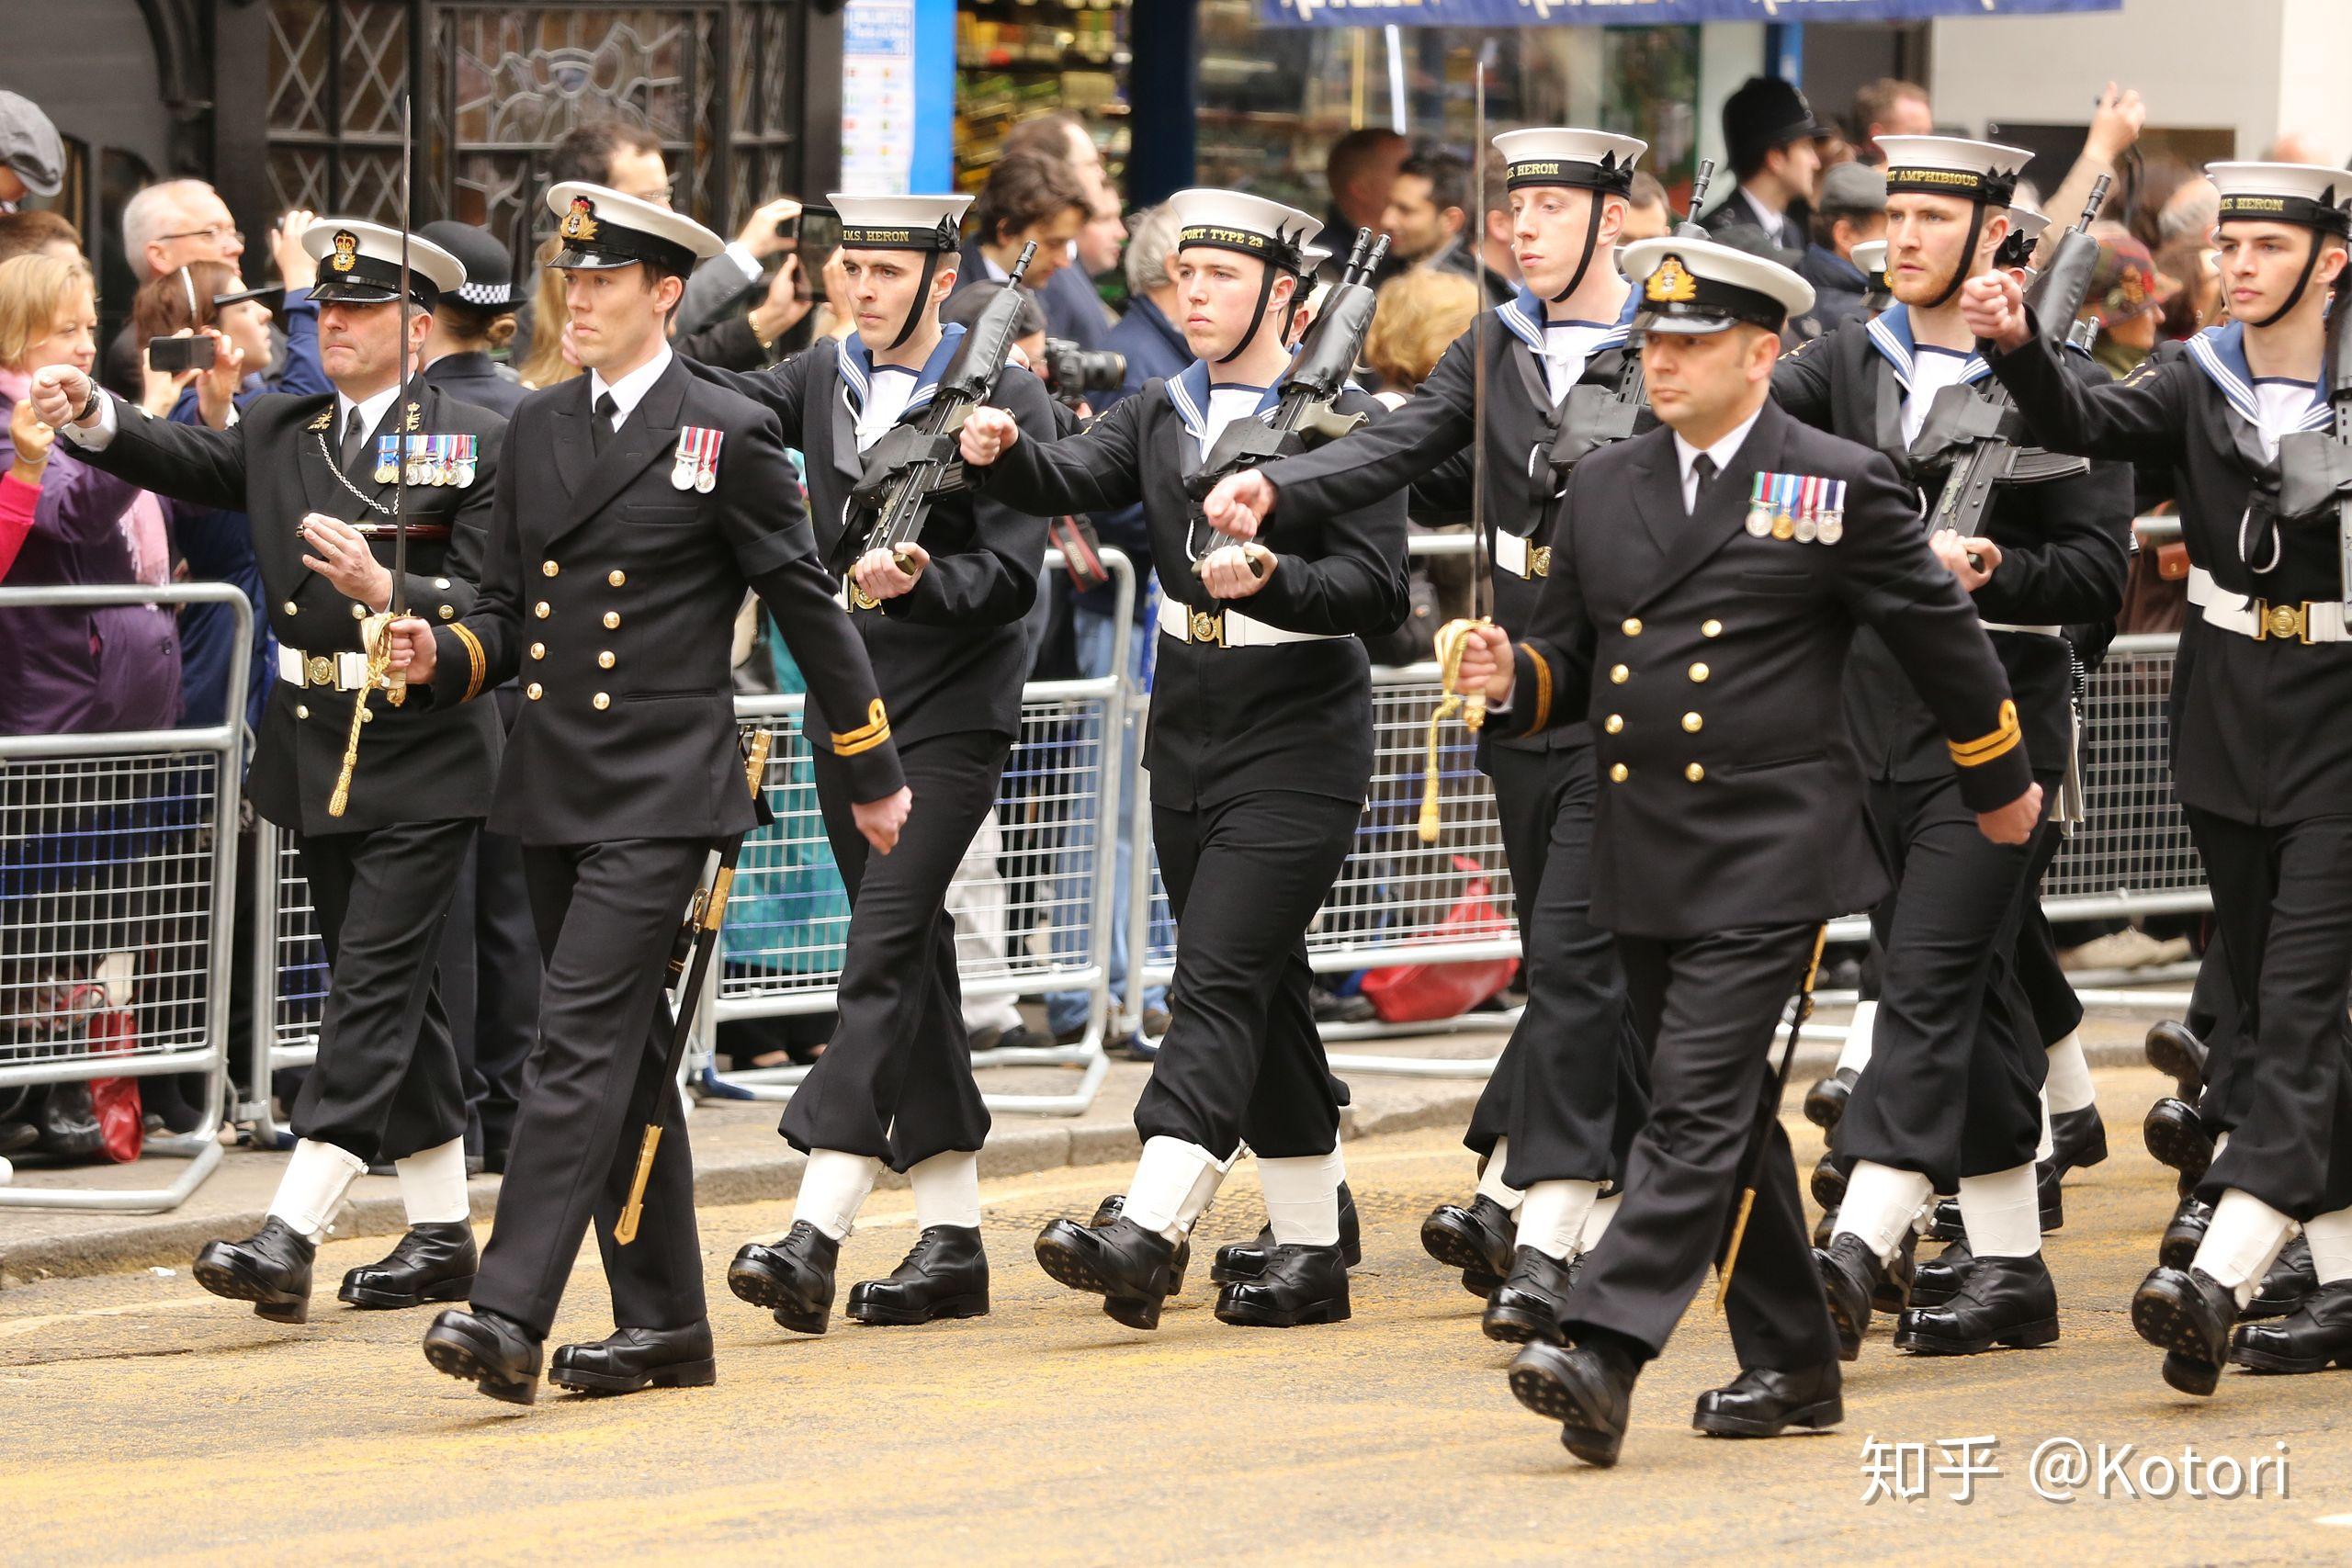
1990, 319, 2350, 825
972, 363, 1411, 809
70, 381, 506, 836
424, 352, 904, 842
1253, 287, 1650, 761
684, 327, 1054, 747
1498, 400, 2033, 940
1772, 308, 2132, 787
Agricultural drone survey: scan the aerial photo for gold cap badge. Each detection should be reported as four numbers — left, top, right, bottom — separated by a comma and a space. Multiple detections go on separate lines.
560, 196, 599, 243
329, 231, 358, 273
1645, 254, 1698, 304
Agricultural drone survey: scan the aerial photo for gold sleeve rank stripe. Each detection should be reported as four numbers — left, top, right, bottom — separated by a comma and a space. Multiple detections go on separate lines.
831, 698, 893, 756
1949, 698, 2022, 767
449, 622, 488, 705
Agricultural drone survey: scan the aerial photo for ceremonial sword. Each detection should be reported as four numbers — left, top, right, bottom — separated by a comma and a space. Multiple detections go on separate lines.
1715, 925, 1829, 1312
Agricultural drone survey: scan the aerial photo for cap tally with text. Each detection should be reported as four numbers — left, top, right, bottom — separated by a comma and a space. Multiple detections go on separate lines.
1619, 235, 1814, 336
1490, 128, 1647, 196
2207, 162, 2352, 237
1876, 135, 2031, 209
303, 219, 465, 308
1167, 187, 1323, 276
829, 193, 973, 252
546, 181, 726, 274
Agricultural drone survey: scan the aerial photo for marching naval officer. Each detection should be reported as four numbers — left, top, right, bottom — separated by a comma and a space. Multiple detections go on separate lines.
1202, 128, 1657, 1337
1451, 236, 2041, 1466
386, 183, 908, 1404
34, 220, 505, 1324
958, 188, 1409, 1333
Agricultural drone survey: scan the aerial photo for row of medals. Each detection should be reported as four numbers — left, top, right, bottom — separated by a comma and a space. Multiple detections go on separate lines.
1747, 500, 1844, 546
377, 442, 476, 488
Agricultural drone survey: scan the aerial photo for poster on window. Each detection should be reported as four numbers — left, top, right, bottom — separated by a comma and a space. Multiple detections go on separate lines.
842, 0, 918, 193
1260, 0, 2119, 27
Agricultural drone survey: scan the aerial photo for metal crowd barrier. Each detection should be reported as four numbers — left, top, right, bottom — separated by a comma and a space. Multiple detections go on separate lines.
0, 584, 249, 1211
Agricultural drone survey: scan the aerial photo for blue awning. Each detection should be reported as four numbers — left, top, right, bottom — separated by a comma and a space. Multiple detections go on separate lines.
1260, 0, 2120, 28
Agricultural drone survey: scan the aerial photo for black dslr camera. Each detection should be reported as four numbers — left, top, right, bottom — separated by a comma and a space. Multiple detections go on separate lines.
1039, 337, 1125, 406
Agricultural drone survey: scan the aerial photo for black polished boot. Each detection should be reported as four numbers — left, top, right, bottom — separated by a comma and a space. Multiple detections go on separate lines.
2048, 1106, 2109, 1179
1804, 1067, 1859, 1131
2144, 1019, 2208, 1101
1508, 1337, 1639, 1468
1214, 1242, 1351, 1327
1421, 1192, 1516, 1298
2132, 1264, 2240, 1395
846, 1224, 990, 1325
2159, 1197, 2213, 1269
2231, 1280, 2352, 1372
1809, 1154, 1848, 1210
422, 1305, 543, 1405
192, 1217, 315, 1325
1909, 1237, 1974, 1309
1692, 1361, 1843, 1438
549, 1321, 717, 1394
727, 1221, 838, 1335
1213, 1182, 1362, 1284
1895, 1252, 2061, 1354
2244, 1235, 2318, 1321
1035, 1213, 1181, 1330
1090, 1194, 1190, 1294
1483, 1247, 1580, 1346
338, 1222, 477, 1310
2143, 1097, 2215, 1184
1816, 1231, 1910, 1359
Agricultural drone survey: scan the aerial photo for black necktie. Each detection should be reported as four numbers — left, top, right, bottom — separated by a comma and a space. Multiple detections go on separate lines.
1690, 452, 1717, 512
341, 405, 370, 475
591, 390, 618, 456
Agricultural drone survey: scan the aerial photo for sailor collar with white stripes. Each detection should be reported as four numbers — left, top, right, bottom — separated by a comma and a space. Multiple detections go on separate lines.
2183, 320, 2332, 438
1865, 304, 1992, 393
838, 321, 967, 423
1495, 280, 1636, 359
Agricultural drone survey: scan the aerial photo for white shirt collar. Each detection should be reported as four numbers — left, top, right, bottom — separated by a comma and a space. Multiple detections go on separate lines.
1672, 404, 1766, 510
334, 381, 404, 442
1739, 186, 1788, 243
590, 344, 675, 426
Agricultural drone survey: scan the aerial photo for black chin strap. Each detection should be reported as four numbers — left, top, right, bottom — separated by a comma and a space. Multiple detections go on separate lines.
1217, 265, 1288, 365
889, 250, 944, 351
2251, 232, 2327, 329
1550, 193, 1608, 304
1927, 205, 1989, 310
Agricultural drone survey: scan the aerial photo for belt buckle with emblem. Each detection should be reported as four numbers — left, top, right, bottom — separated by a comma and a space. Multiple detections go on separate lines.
1189, 606, 1226, 647
1530, 544, 1553, 578
305, 654, 334, 688
2260, 601, 2309, 643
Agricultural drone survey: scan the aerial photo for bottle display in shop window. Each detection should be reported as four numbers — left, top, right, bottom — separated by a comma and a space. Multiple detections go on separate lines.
956, 0, 1131, 191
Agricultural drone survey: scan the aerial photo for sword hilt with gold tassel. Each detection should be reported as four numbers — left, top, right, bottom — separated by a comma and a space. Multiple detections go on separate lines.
1417, 615, 1491, 844
326, 613, 406, 818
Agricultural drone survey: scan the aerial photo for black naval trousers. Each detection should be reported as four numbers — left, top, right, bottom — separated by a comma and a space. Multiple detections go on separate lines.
470, 837, 710, 1339
2184, 809, 2352, 1221
1564, 923, 1842, 1371
782, 728, 1008, 1169
1833, 770, 2060, 1190
2012, 818, 2085, 1047
1136, 788, 1363, 1161
288, 818, 476, 1165
1464, 740, 1649, 1188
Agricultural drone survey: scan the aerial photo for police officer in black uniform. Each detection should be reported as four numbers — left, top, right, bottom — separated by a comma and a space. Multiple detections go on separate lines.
38, 220, 506, 1324
387, 184, 908, 1405
1967, 161, 2352, 1396
1203, 129, 1655, 1338
1451, 236, 2041, 1467
959, 188, 1409, 1333
685, 194, 1053, 1336
1769, 137, 2130, 1360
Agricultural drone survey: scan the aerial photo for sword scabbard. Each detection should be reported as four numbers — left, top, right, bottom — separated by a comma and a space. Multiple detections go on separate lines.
614, 1124, 663, 1247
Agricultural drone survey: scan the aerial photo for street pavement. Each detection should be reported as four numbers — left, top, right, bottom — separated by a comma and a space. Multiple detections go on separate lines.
6, 1065, 2350, 1565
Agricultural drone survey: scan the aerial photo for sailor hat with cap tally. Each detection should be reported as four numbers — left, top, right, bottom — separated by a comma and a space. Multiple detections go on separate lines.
1851, 239, 1888, 279
2205, 162, 2352, 325
1618, 235, 1814, 337
1491, 128, 1649, 301
302, 219, 465, 308
830, 192, 975, 347
1165, 187, 1324, 362
1874, 133, 2032, 305
545, 181, 726, 275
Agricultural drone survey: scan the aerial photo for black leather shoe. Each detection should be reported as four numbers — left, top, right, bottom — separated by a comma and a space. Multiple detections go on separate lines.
2143, 1097, 2215, 1183
2048, 1106, 2109, 1179
193, 1217, 315, 1325
1090, 1194, 1190, 1294
1213, 1182, 1362, 1284
2132, 1264, 2239, 1396
1421, 1192, 1516, 1298
1508, 1338, 1638, 1468
422, 1305, 543, 1405
1909, 1237, 1973, 1309
1808, 1154, 1847, 1210
1035, 1214, 1181, 1330
1816, 1232, 1907, 1359
549, 1321, 717, 1394
2159, 1197, 2213, 1269
846, 1224, 989, 1325
1483, 1247, 1580, 1345
1214, 1242, 1351, 1327
728, 1221, 838, 1335
1804, 1067, 1858, 1131
338, 1222, 477, 1310
1692, 1361, 1843, 1438
2244, 1235, 2318, 1321
1895, 1251, 2061, 1355
2231, 1280, 2352, 1373
1812, 1207, 1838, 1249
2144, 1019, 2208, 1101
